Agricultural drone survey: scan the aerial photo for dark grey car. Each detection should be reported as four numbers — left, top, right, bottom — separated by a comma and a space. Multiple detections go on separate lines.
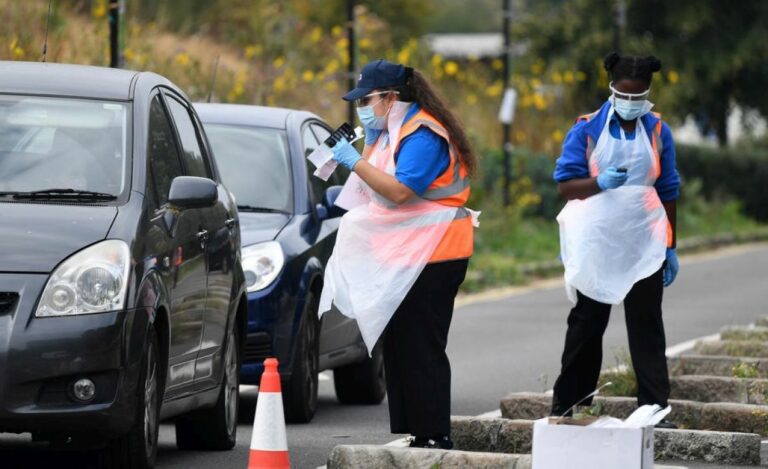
0, 61, 247, 468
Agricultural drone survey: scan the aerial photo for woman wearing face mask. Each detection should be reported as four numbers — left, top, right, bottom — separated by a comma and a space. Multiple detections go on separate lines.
549, 53, 680, 427
319, 59, 477, 449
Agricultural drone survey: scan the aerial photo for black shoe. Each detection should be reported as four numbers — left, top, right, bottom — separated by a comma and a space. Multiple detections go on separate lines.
655, 419, 677, 429
409, 435, 454, 450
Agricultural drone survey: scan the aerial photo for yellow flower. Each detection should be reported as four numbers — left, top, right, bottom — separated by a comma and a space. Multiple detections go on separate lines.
563, 71, 575, 84
397, 48, 410, 65
667, 70, 679, 84
533, 93, 547, 110
551, 129, 564, 143
124, 48, 134, 62
485, 81, 503, 97
245, 44, 262, 60
336, 38, 349, 50
273, 56, 285, 69
530, 78, 542, 90
331, 25, 344, 38
531, 59, 544, 75
431, 54, 443, 67
551, 71, 562, 84
324, 60, 339, 75
12, 46, 24, 60
273, 75, 286, 93
302, 70, 315, 82
575, 71, 587, 82
491, 58, 504, 71
174, 52, 190, 67
359, 37, 372, 49
309, 26, 323, 44
466, 94, 477, 105
92, 2, 107, 19
444, 61, 459, 76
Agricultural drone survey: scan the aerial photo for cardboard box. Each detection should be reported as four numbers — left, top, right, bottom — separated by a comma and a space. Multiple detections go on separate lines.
532, 417, 654, 469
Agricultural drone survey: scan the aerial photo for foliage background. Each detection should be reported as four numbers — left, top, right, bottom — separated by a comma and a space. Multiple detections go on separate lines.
1, 0, 766, 290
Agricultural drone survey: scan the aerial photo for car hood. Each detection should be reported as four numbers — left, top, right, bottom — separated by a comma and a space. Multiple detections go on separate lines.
0, 203, 118, 273
239, 212, 291, 246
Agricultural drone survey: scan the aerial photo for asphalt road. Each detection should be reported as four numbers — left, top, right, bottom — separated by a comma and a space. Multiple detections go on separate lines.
1, 243, 766, 469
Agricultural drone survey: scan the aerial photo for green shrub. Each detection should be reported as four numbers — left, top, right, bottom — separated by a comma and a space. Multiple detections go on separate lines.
676, 144, 768, 221
733, 362, 760, 379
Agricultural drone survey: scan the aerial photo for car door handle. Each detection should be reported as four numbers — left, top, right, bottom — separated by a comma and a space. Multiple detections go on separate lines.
225, 218, 237, 229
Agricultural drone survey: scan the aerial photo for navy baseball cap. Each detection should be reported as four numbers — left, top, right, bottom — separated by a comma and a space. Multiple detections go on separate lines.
343, 59, 409, 101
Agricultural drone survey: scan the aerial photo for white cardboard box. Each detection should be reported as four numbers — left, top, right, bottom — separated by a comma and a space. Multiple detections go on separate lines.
532, 417, 654, 469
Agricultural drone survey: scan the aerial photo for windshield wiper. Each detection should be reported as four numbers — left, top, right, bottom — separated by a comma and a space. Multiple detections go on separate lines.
237, 205, 287, 213
9, 188, 118, 201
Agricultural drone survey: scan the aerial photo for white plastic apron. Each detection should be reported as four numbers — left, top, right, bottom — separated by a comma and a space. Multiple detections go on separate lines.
557, 107, 668, 305
319, 102, 458, 353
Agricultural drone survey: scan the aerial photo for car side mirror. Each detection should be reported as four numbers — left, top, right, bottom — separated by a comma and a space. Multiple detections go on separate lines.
168, 176, 218, 210
318, 185, 345, 219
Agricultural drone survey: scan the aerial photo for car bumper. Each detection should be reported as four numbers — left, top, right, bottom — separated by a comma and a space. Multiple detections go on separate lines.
0, 273, 148, 442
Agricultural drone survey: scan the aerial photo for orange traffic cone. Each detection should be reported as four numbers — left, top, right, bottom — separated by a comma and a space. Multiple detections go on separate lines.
248, 358, 290, 469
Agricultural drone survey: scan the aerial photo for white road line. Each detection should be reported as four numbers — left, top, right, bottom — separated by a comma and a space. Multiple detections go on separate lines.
319, 371, 331, 382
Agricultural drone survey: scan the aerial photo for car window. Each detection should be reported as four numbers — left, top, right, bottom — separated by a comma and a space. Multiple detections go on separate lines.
0, 95, 128, 196
148, 95, 183, 205
165, 96, 211, 179
203, 124, 292, 213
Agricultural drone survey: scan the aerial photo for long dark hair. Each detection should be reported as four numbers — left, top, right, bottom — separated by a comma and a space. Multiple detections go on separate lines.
395, 69, 477, 177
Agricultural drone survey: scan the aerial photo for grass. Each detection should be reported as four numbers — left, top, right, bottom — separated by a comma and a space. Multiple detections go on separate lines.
461, 181, 767, 293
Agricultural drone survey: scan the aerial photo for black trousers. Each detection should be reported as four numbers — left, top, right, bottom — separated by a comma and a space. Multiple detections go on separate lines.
551, 268, 670, 415
383, 259, 468, 437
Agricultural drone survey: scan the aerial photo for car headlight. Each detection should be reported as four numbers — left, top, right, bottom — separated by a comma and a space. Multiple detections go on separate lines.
35, 240, 131, 317
242, 241, 284, 293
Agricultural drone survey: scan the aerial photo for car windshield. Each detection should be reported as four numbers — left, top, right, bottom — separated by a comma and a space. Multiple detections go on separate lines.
204, 124, 292, 213
0, 95, 129, 198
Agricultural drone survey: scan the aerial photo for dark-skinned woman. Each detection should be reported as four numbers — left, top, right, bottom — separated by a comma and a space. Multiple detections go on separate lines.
319, 59, 478, 448
550, 53, 680, 428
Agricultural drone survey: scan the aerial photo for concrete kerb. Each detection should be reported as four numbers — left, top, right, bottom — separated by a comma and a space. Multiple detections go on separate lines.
721, 325, 768, 342
668, 354, 768, 378
693, 339, 768, 358
327, 445, 532, 469
500, 392, 768, 436
450, 416, 762, 466
669, 375, 768, 405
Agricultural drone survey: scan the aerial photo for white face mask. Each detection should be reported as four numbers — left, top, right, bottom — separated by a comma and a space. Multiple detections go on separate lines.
609, 82, 653, 120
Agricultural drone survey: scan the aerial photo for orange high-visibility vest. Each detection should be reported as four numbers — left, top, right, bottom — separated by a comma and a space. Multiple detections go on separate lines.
576, 110, 672, 247
395, 109, 473, 262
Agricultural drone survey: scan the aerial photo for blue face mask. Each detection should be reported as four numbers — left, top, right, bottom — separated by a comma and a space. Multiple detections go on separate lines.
355, 105, 388, 129
613, 97, 650, 121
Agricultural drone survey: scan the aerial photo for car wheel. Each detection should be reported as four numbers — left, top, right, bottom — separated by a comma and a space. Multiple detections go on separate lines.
283, 292, 319, 423
333, 342, 386, 405
175, 326, 240, 450
98, 326, 160, 469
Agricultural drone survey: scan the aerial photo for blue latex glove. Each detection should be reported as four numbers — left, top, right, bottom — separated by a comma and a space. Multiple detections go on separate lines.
596, 166, 629, 191
331, 137, 362, 170
364, 127, 382, 145
663, 248, 679, 287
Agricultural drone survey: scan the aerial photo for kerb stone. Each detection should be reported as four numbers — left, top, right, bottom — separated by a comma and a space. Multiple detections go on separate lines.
327, 445, 531, 469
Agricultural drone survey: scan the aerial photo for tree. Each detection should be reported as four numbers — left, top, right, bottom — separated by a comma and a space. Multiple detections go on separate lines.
514, 0, 768, 146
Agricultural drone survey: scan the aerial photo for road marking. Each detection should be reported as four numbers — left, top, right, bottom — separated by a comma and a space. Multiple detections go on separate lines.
319, 371, 331, 382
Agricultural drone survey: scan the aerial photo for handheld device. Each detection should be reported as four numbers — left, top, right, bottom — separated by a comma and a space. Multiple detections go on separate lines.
324, 123, 358, 148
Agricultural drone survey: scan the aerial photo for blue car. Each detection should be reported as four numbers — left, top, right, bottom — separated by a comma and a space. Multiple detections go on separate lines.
194, 104, 385, 422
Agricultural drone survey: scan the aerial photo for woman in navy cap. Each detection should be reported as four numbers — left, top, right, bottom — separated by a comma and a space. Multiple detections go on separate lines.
319, 59, 478, 449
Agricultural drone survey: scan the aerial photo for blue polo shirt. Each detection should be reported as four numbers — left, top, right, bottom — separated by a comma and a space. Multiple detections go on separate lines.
553, 100, 681, 202
392, 103, 450, 195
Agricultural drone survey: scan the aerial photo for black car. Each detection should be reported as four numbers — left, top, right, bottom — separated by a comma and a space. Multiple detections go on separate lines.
0, 62, 247, 468
195, 103, 386, 423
